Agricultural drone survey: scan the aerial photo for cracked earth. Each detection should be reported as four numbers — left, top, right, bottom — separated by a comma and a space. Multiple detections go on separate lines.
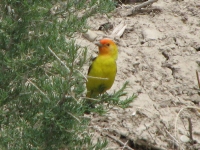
76, 0, 200, 149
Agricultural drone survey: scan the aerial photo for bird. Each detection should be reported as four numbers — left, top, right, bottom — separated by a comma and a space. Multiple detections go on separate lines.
86, 38, 118, 98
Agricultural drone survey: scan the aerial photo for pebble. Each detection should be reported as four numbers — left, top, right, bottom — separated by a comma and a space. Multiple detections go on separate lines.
142, 28, 162, 41
133, 62, 140, 67
152, 82, 158, 89
180, 135, 190, 143
196, 60, 200, 66
135, 56, 140, 61
82, 30, 97, 42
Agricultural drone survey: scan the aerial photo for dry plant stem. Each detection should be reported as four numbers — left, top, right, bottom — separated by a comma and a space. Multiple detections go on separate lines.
109, 129, 167, 150
58, 92, 68, 106
132, 0, 158, 15
48, 47, 70, 72
28, 78, 79, 123
122, 140, 129, 150
196, 70, 200, 89
28, 79, 79, 123
90, 126, 133, 150
164, 129, 179, 145
67, 112, 81, 123
87, 75, 108, 80
76, 69, 88, 81
27, 78, 50, 101
144, 124, 155, 143
188, 118, 193, 143
58, 95, 80, 123
82, 97, 100, 101
48, 47, 88, 81
105, 134, 133, 150
174, 106, 200, 139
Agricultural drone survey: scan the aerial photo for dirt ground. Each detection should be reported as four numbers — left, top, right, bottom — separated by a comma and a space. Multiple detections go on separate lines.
77, 0, 200, 149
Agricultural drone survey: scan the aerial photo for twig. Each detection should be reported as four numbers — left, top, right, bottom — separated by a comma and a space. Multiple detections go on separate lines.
82, 97, 100, 102
48, 47, 88, 81
90, 126, 133, 150
174, 106, 200, 138
118, 0, 158, 16
58, 92, 68, 106
132, 0, 158, 15
105, 134, 133, 150
137, 107, 152, 114
76, 69, 88, 81
109, 128, 168, 150
48, 47, 70, 72
67, 112, 81, 123
87, 75, 108, 80
196, 70, 200, 89
188, 118, 194, 143
27, 78, 50, 101
144, 124, 156, 144
122, 140, 129, 150
165, 129, 179, 145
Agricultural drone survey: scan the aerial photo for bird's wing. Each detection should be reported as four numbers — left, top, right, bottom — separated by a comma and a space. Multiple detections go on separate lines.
87, 57, 97, 75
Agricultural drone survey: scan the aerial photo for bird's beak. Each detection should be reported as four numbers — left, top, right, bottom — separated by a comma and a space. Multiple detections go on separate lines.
95, 42, 103, 47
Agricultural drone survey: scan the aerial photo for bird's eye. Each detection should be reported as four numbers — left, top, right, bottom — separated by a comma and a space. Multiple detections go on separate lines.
106, 43, 110, 46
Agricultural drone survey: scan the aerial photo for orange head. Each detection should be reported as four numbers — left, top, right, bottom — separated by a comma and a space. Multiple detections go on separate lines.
95, 38, 118, 60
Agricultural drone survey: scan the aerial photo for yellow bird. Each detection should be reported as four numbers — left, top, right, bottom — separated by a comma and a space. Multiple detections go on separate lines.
86, 38, 118, 97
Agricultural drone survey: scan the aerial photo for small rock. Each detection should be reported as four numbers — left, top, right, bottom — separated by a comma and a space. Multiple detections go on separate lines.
135, 56, 140, 61
175, 38, 186, 47
140, 40, 145, 45
172, 59, 179, 64
136, 88, 142, 94
182, 90, 188, 94
184, 52, 190, 56
142, 28, 162, 41
152, 82, 158, 89
82, 30, 97, 42
133, 62, 140, 67
180, 135, 190, 143
141, 64, 148, 70
132, 111, 137, 116
196, 60, 200, 66
193, 43, 200, 51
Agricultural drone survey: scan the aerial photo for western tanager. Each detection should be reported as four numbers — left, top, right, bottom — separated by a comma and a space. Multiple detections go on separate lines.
86, 38, 118, 97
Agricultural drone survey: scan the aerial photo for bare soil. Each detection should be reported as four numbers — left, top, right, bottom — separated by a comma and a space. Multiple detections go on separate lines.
77, 0, 200, 149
